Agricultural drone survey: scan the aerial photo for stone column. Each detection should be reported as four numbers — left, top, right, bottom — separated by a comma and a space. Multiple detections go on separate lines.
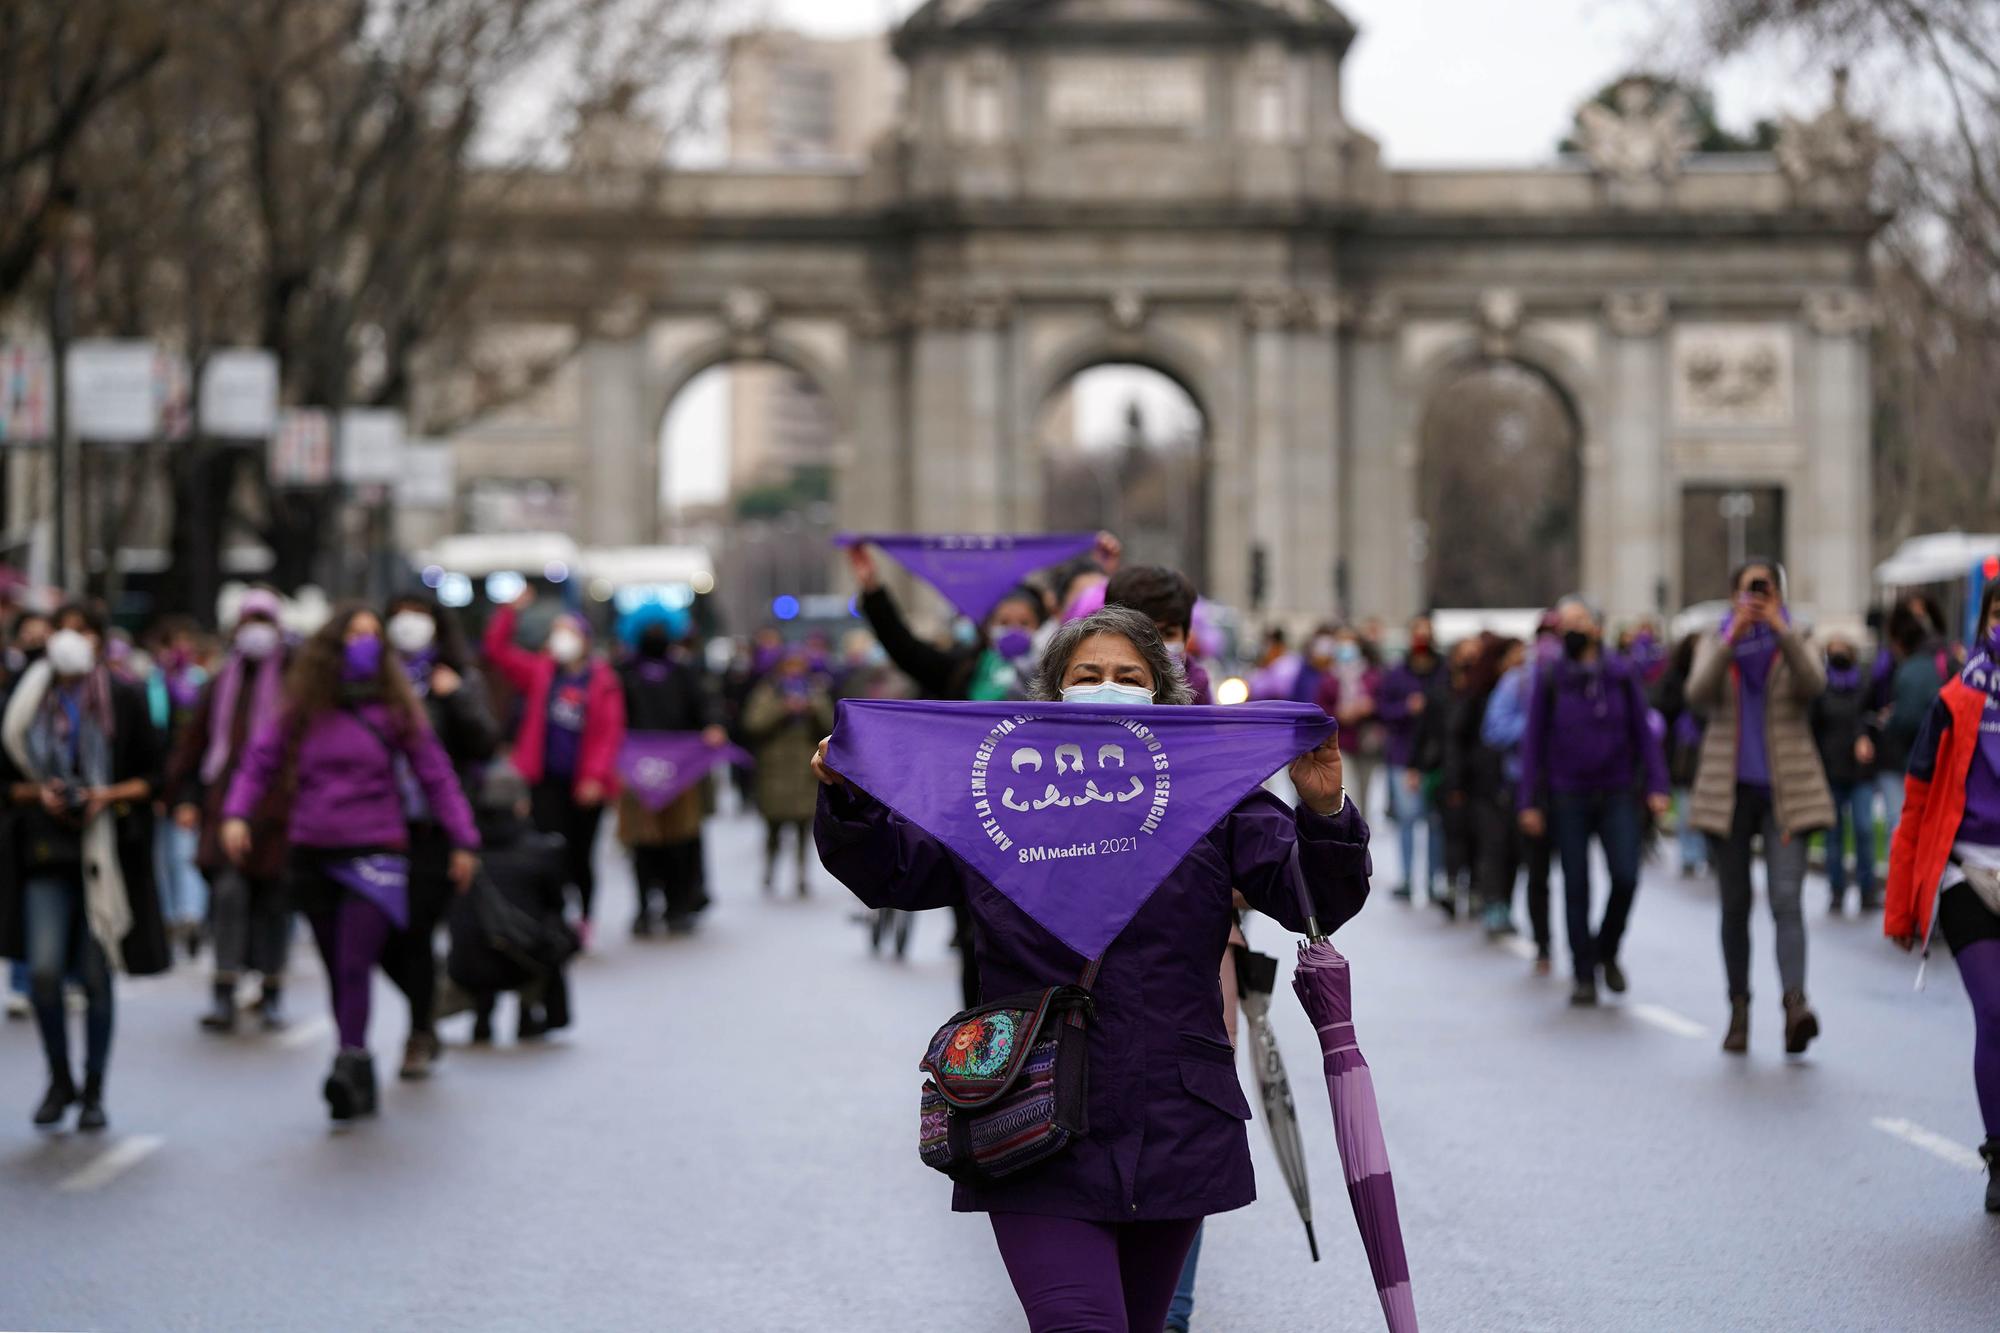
1244, 289, 1294, 619
580, 300, 653, 546
1802, 289, 1873, 621
839, 303, 911, 535
909, 309, 968, 533
962, 290, 1012, 532
1340, 294, 1407, 620
1286, 294, 1342, 619
1601, 289, 1668, 618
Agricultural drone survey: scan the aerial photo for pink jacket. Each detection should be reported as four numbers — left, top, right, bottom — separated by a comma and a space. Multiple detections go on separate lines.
483, 604, 625, 795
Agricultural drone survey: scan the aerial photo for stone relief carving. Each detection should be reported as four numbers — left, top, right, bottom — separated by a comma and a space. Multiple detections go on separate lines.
592, 293, 648, 341
1340, 291, 1400, 339
1573, 77, 1697, 186
1108, 290, 1147, 333
1604, 289, 1667, 338
1672, 324, 1794, 429
721, 287, 773, 356
1776, 69, 1878, 208
1477, 288, 1523, 356
1803, 289, 1874, 338
1242, 286, 1296, 332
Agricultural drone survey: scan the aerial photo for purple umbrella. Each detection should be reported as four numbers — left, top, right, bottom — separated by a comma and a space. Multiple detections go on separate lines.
1293, 933, 1418, 1332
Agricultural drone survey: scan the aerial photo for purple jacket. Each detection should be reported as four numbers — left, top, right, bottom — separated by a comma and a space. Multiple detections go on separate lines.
1517, 653, 1669, 808
223, 702, 480, 852
815, 784, 1371, 1223
1375, 658, 1441, 767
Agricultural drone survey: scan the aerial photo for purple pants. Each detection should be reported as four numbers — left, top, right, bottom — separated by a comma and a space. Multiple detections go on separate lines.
989, 1213, 1201, 1333
1957, 939, 2000, 1139
306, 893, 394, 1051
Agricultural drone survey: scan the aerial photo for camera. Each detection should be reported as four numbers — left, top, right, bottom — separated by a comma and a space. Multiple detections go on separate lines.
1747, 577, 1773, 598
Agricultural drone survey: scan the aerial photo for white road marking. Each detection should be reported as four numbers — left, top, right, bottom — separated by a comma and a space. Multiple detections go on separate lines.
1871, 1117, 1985, 1173
1630, 1003, 1708, 1039
57, 1135, 164, 1193
278, 1016, 333, 1051
1500, 937, 1539, 962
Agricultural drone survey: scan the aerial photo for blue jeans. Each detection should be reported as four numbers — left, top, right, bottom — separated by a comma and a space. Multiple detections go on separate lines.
153, 819, 207, 928
1876, 770, 1907, 846
1827, 781, 1878, 898
1549, 792, 1643, 984
1674, 788, 1707, 872
25, 873, 113, 1083
1386, 766, 1442, 894
1167, 1221, 1203, 1330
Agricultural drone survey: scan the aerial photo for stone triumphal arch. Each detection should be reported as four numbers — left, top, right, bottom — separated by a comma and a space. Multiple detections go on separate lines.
453, 0, 1879, 625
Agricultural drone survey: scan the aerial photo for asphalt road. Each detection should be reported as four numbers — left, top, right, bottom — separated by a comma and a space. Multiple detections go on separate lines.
3, 796, 1998, 1332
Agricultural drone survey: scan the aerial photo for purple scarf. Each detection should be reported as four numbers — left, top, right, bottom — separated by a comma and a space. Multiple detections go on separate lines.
618, 732, 753, 812
202, 649, 287, 784
827, 699, 1335, 958
836, 533, 1094, 622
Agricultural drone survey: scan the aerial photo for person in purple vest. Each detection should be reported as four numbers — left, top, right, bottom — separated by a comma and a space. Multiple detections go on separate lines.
1518, 597, 1670, 1006
812, 606, 1371, 1333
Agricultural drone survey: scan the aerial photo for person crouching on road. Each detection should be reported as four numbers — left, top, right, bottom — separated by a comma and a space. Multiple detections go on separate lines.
483, 586, 624, 950
221, 607, 480, 1123
1, 601, 169, 1131
448, 766, 576, 1044
1517, 597, 1670, 1007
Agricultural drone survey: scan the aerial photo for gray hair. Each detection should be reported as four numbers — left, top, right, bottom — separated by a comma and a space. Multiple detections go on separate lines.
1554, 593, 1604, 627
1028, 605, 1194, 706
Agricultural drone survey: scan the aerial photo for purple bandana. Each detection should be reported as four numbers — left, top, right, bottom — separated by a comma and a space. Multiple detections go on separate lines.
321, 853, 411, 929
827, 699, 1336, 957
836, 533, 1095, 622
618, 732, 754, 812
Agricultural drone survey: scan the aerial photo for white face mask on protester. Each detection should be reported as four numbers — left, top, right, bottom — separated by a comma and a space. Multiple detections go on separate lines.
387, 611, 437, 656
1061, 681, 1155, 707
548, 627, 586, 666
236, 622, 281, 661
46, 629, 96, 678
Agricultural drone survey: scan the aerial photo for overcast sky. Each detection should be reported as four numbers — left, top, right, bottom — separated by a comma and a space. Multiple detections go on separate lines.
665, 0, 1838, 512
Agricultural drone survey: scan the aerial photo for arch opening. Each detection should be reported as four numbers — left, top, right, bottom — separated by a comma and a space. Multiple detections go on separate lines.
1417, 359, 1581, 610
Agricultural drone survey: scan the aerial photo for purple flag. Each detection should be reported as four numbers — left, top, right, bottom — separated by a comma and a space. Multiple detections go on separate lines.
321, 853, 411, 930
827, 699, 1335, 957
618, 731, 753, 813
837, 533, 1096, 623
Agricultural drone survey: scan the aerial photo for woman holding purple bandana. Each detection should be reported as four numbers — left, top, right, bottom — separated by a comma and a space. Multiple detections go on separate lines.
222, 607, 479, 1123
1885, 579, 2000, 1213
1688, 561, 1832, 1055
165, 588, 296, 1033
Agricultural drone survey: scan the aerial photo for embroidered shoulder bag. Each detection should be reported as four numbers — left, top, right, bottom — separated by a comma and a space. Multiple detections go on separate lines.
916, 955, 1102, 1184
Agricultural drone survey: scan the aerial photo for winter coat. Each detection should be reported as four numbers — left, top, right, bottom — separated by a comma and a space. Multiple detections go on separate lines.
742, 678, 836, 823
483, 604, 624, 795
1884, 675, 1987, 942
447, 808, 574, 996
1376, 658, 1443, 768
164, 651, 296, 880
1810, 674, 1878, 789
815, 783, 1372, 1223
1877, 644, 1949, 775
615, 654, 721, 847
1651, 662, 1705, 790
1687, 624, 1834, 840
413, 660, 501, 802
0, 673, 170, 977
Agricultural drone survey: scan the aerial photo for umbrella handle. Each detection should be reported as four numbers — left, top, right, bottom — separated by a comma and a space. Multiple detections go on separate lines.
1305, 1219, 1320, 1263
1285, 842, 1328, 943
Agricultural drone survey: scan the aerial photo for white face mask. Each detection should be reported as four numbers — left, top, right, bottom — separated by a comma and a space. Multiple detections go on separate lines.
1061, 681, 1154, 707
387, 611, 437, 656
548, 628, 585, 665
47, 629, 96, 678
236, 622, 281, 661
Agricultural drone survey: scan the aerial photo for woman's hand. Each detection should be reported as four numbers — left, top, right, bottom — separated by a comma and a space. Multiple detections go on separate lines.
220, 818, 253, 865
1093, 530, 1123, 575
811, 737, 848, 789
1890, 933, 1918, 953
575, 780, 605, 807
1519, 808, 1546, 839
430, 664, 462, 698
846, 544, 880, 593
1289, 734, 1344, 816
174, 803, 202, 831
449, 849, 479, 893
1647, 793, 1672, 819
703, 724, 729, 747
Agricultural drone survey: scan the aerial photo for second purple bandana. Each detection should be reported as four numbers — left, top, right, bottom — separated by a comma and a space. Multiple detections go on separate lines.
828, 699, 1335, 957
619, 732, 754, 813
322, 853, 412, 930
837, 533, 1096, 622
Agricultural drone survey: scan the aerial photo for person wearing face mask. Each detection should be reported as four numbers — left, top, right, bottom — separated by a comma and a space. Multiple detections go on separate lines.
811, 606, 1370, 1333
1103, 565, 1209, 704
4, 609, 54, 1021
164, 589, 297, 1033
484, 586, 625, 948
618, 611, 726, 934
1518, 597, 1671, 1006
1811, 633, 1880, 914
1885, 578, 2000, 1212
221, 606, 480, 1122
1377, 617, 1449, 905
1313, 630, 1384, 820
1688, 561, 1831, 1054
1481, 616, 1561, 971
380, 593, 498, 1076
741, 643, 835, 898
142, 617, 210, 960
0, 602, 168, 1131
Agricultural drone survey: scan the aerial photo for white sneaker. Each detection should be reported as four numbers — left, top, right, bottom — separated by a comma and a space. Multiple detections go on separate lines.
4, 992, 29, 1020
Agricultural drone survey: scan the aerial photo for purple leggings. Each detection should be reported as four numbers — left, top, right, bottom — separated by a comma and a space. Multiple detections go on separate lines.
306, 894, 394, 1051
989, 1213, 1201, 1333
1957, 939, 2000, 1139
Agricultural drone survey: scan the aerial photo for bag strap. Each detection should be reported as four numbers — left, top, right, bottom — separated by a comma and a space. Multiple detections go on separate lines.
1067, 954, 1103, 1029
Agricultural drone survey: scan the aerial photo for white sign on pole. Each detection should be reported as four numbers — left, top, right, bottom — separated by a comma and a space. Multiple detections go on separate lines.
0, 343, 52, 444
338, 407, 405, 484
200, 350, 281, 439
271, 408, 334, 487
397, 441, 457, 510
67, 339, 158, 443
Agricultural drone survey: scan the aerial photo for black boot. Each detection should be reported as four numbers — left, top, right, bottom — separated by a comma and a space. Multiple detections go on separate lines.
257, 983, 287, 1032
1982, 1139, 2000, 1214
33, 1072, 76, 1127
77, 1074, 106, 1132
1782, 990, 1820, 1055
323, 1049, 378, 1122
199, 980, 237, 1033
1722, 996, 1750, 1055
